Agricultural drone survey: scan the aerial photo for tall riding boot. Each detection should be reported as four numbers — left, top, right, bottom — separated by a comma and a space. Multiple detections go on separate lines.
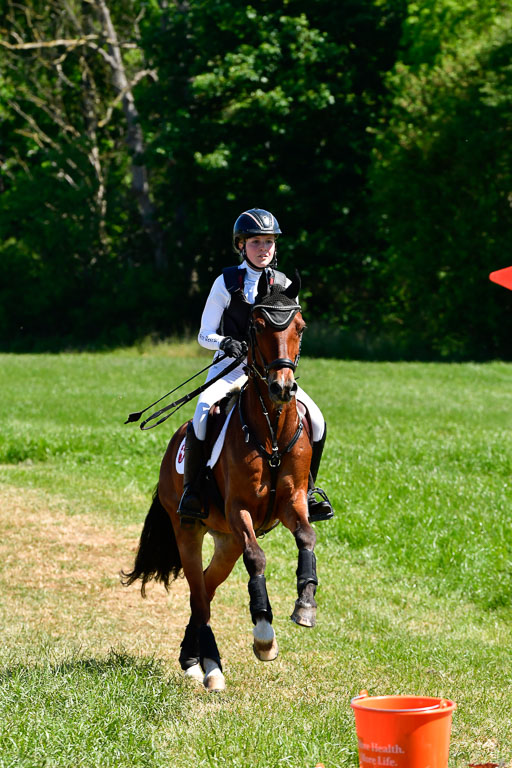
307, 425, 334, 522
178, 422, 208, 521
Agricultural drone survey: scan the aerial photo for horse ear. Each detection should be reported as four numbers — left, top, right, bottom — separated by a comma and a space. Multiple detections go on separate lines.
283, 270, 301, 300
256, 270, 270, 301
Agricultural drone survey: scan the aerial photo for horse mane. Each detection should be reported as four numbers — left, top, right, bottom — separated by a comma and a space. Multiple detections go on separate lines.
223, 385, 242, 415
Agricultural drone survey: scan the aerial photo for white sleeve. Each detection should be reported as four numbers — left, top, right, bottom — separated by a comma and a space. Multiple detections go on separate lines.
197, 275, 230, 351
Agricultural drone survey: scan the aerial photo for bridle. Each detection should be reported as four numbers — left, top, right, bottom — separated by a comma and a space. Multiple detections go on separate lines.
239, 301, 304, 536
245, 301, 303, 382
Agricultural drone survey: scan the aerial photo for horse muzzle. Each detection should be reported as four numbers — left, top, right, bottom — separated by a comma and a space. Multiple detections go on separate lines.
268, 370, 298, 404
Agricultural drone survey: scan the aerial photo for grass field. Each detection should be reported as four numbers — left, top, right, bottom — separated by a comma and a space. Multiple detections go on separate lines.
1, 350, 511, 767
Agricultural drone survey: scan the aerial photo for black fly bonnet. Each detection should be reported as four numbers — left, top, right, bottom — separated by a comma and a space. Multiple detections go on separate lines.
248, 270, 302, 376
252, 270, 301, 330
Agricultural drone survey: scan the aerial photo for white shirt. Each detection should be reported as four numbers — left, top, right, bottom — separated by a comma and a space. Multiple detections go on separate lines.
198, 263, 271, 351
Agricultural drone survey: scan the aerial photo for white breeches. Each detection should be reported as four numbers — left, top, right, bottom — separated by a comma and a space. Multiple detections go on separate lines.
192, 356, 325, 443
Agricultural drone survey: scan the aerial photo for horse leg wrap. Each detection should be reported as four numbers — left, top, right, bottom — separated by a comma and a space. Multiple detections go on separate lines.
199, 624, 222, 673
179, 620, 200, 671
296, 549, 318, 595
248, 574, 273, 625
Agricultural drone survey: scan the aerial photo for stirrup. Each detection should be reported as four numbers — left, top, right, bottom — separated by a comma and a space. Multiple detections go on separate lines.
307, 487, 334, 522
177, 486, 208, 521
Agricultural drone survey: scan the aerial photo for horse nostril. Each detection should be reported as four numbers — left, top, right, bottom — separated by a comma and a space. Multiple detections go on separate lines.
269, 381, 282, 398
290, 381, 298, 396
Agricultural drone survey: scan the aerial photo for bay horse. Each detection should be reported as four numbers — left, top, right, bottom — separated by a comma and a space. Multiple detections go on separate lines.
122, 271, 319, 691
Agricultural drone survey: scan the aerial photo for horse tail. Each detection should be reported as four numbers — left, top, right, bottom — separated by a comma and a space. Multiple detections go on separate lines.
121, 485, 182, 597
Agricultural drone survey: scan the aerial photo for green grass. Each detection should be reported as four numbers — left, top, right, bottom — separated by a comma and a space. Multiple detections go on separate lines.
0, 351, 511, 766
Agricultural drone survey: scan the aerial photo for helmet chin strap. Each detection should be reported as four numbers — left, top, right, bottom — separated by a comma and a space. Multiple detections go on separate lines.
241, 246, 278, 271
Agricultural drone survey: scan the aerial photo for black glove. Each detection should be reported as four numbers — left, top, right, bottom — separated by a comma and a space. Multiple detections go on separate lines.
219, 336, 247, 358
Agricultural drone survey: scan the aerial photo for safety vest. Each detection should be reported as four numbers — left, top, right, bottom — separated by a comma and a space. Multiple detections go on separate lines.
219, 266, 288, 342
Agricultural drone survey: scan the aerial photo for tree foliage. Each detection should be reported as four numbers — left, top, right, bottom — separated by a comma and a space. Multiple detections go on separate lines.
0, 0, 510, 358
370, 0, 512, 358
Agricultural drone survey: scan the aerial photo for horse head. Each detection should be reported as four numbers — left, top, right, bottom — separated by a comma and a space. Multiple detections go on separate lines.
249, 270, 305, 405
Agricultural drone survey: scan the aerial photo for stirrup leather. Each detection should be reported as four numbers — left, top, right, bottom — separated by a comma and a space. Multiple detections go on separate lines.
307, 486, 334, 522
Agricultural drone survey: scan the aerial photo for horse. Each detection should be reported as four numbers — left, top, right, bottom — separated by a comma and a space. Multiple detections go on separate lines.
122, 270, 319, 691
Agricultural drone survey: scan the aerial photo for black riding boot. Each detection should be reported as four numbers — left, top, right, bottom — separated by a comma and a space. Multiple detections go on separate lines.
307, 425, 334, 522
177, 422, 208, 521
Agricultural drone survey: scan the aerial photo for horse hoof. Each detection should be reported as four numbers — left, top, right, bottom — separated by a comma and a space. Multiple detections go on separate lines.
252, 618, 278, 661
253, 637, 279, 662
184, 663, 203, 683
202, 658, 225, 692
203, 668, 226, 692
291, 599, 317, 628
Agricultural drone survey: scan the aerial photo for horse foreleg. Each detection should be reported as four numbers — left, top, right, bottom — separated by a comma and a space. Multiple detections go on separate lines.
234, 510, 278, 662
203, 532, 243, 602
291, 523, 318, 628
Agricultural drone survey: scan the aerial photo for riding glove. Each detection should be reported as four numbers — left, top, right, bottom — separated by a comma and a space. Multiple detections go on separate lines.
219, 336, 247, 358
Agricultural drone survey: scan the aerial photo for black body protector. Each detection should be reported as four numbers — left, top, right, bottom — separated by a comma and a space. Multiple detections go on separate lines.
219, 266, 289, 343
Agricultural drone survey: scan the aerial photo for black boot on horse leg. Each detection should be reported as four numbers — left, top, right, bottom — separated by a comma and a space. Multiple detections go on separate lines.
244, 547, 278, 662
307, 425, 334, 523
178, 422, 208, 523
198, 624, 225, 692
248, 574, 278, 661
179, 620, 203, 682
291, 548, 318, 627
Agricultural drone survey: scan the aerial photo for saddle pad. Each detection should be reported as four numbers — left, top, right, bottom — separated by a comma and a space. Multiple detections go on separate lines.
206, 403, 236, 470
175, 435, 186, 474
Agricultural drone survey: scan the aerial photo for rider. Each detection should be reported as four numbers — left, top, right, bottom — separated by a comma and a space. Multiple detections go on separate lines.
178, 208, 333, 523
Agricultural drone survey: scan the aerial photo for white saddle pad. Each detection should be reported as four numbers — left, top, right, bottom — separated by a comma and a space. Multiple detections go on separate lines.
207, 404, 236, 469
174, 403, 237, 475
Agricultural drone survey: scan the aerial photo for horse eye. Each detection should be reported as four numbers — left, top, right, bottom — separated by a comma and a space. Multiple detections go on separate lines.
255, 320, 265, 334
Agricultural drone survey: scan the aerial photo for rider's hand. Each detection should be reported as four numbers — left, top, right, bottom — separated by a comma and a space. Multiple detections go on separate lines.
219, 336, 247, 358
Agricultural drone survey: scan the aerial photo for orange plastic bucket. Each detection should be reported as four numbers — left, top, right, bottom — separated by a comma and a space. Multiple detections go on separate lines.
351, 691, 456, 768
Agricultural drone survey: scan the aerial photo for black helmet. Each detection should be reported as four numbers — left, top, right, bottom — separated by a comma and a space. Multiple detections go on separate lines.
232, 208, 282, 252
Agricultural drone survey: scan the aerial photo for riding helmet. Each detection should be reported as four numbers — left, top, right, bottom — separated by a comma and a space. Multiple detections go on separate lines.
232, 208, 282, 253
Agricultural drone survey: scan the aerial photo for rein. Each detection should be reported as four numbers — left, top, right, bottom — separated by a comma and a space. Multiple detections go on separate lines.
238, 379, 304, 469
124, 350, 246, 430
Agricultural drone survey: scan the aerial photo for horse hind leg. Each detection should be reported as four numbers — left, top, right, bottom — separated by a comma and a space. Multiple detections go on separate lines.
179, 621, 224, 690
179, 620, 203, 682
199, 624, 225, 691
176, 525, 226, 692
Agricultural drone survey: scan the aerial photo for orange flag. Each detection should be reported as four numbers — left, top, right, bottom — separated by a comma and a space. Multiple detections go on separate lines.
490, 266, 512, 291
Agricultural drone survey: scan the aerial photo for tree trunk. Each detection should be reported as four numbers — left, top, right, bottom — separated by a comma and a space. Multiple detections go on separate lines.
94, 0, 167, 271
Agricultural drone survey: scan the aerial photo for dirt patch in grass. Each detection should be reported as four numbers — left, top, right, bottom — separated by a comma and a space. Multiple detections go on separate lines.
0, 485, 193, 663
0, 485, 300, 679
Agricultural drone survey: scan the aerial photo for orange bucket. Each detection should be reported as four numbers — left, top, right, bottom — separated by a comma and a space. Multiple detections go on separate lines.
351, 691, 456, 768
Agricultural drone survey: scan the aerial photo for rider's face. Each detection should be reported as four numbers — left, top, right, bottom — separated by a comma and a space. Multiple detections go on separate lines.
242, 236, 276, 269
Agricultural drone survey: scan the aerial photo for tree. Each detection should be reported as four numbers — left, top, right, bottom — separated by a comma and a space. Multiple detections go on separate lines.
136, 0, 407, 332
0, 0, 168, 346
369, 0, 512, 359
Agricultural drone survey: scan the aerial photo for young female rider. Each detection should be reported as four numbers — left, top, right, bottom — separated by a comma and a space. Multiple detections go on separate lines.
178, 208, 333, 523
